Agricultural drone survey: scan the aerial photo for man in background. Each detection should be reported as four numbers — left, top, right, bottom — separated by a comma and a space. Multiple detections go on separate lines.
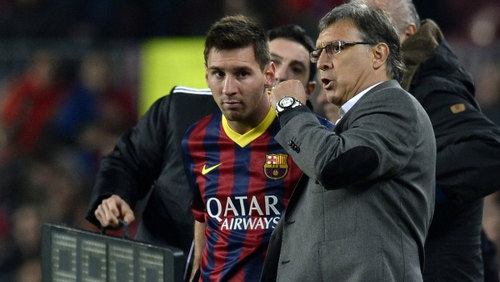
357, 0, 500, 280
268, 24, 317, 109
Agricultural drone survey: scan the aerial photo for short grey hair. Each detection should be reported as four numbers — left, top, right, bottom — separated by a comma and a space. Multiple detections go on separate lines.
351, 0, 420, 33
318, 2, 404, 82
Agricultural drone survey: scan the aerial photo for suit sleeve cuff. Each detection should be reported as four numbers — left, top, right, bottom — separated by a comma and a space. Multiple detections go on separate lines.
277, 105, 310, 126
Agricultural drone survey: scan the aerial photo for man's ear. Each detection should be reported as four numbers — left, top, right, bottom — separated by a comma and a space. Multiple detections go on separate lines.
305, 81, 317, 97
371, 43, 389, 70
264, 62, 276, 89
401, 23, 417, 42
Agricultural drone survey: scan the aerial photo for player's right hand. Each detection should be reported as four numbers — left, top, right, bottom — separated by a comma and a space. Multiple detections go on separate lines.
94, 195, 135, 228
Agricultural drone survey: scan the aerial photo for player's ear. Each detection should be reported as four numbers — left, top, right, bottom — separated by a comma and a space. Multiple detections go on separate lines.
264, 62, 276, 89
204, 62, 209, 84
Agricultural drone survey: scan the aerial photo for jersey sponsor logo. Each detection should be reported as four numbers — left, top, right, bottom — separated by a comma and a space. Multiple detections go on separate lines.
207, 195, 281, 230
220, 216, 280, 230
202, 163, 222, 175
264, 154, 288, 180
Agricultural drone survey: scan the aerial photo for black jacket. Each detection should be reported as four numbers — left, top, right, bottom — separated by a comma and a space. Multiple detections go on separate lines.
86, 86, 218, 255
402, 20, 500, 281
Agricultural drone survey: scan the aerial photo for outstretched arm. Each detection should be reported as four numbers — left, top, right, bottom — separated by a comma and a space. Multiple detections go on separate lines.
189, 220, 206, 282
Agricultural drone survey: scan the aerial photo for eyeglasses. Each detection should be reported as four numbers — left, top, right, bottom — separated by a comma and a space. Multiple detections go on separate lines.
310, 41, 373, 63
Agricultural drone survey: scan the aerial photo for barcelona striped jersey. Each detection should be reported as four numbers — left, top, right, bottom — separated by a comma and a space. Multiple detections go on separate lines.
182, 108, 302, 281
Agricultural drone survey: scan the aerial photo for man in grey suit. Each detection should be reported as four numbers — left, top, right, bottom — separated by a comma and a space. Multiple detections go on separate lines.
262, 2, 436, 281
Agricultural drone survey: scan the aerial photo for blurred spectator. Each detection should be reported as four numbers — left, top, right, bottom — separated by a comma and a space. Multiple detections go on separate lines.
0, 203, 41, 281
475, 60, 500, 125
484, 192, 500, 267
16, 257, 41, 282
0, 49, 68, 161
468, 3, 499, 47
11, 204, 41, 260
52, 50, 136, 157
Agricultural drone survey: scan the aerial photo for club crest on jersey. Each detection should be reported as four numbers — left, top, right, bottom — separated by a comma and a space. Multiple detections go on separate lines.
264, 154, 289, 180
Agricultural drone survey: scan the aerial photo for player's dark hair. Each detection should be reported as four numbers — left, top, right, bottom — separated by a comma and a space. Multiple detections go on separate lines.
204, 15, 270, 70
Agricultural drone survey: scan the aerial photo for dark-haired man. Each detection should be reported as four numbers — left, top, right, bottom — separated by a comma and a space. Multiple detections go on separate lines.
357, 0, 500, 281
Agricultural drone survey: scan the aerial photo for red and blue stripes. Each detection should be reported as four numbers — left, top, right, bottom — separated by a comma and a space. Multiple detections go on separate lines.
182, 110, 302, 281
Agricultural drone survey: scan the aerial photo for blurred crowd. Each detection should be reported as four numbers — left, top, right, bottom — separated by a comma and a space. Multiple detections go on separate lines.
0, 48, 137, 281
0, 0, 498, 41
0, 0, 499, 281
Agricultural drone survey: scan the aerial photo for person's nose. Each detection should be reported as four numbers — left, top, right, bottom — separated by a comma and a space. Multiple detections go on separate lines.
317, 51, 331, 71
222, 76, 237, 95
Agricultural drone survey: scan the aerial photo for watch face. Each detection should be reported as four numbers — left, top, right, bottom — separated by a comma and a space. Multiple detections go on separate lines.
279, 97, 295, 108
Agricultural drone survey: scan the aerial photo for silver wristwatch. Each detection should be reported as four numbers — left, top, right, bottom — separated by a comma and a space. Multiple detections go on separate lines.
276, 96, 303, 116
